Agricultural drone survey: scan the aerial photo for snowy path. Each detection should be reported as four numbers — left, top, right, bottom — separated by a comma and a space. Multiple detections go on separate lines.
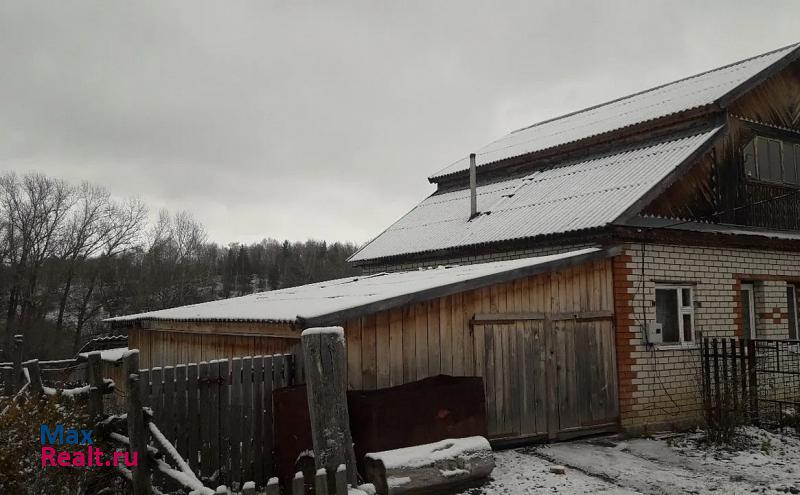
461, 427, 800, 495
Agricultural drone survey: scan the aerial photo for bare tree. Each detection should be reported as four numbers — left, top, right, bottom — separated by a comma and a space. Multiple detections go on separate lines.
69, 196, 147, 349
54, 182, 111, 331
0, 173, 73, 357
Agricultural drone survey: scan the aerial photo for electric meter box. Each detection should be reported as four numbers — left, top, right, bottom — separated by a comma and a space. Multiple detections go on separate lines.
646, 322, 663, 345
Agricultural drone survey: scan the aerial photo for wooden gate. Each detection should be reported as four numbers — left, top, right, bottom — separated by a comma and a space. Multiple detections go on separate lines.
473, 311, 618, 442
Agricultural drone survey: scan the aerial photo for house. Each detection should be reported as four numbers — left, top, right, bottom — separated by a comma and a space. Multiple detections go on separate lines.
109, 42, 800, 438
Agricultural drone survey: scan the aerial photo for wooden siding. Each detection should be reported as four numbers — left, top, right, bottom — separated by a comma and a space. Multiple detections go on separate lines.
342, 259, 616, 439
131, 321, 299, 368
643, 59, 800, 231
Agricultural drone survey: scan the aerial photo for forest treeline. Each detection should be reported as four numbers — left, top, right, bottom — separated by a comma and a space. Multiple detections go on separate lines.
0, 172, 360, 360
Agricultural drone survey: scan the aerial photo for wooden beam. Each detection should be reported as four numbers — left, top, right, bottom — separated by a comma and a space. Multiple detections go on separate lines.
471, 313, 546, 324
549, 310, 614, 321
302, 327, 358, 486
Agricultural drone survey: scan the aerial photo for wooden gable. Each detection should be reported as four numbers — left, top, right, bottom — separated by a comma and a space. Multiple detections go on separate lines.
641, 59, 800, 231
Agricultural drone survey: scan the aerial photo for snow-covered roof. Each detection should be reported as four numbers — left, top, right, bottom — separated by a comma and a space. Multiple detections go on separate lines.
106, 247, 611, 327
430, 43, 800, 180
351, 127, 720, 262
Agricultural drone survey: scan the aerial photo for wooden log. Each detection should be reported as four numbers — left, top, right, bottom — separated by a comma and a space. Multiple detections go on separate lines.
363, 436, 495, 495
87, 352, 103, 419
124, 351, 152, 495
301, 327, 358, 486
24, 360, 44, 396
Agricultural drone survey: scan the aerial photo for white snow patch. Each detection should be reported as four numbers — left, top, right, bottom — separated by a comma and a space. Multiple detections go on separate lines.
79, 347, 129, 363
466, 427, 800, 495
387, 476, 411, 488
366, 436, 491, 469
302, 326, 344, 337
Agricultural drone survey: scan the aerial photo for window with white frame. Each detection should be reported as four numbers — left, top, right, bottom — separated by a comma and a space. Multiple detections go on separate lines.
655, 285, 695, 345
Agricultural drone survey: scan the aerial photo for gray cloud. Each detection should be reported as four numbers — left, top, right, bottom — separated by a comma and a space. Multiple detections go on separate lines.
1, 0, 798, 243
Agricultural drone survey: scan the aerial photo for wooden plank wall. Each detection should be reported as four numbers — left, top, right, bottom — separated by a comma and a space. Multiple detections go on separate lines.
130, 321, 299, 368
342, 259, 614, 391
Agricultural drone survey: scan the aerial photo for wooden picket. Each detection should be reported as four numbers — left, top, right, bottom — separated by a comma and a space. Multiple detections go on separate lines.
138, 353, 300, 488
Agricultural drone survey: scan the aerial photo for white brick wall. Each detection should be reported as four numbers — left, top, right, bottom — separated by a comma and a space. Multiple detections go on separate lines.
616, 242, 800, 432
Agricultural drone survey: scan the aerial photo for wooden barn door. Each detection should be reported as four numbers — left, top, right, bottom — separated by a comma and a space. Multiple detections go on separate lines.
475, 312, 618, 442
550, 316, 618, 438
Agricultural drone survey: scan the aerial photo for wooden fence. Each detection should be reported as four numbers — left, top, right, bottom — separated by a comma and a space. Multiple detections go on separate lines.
700, 337, 800, 431
136, 353, 304, 488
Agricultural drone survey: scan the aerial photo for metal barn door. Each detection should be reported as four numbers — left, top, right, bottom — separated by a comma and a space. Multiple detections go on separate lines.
475, 314, 618, 442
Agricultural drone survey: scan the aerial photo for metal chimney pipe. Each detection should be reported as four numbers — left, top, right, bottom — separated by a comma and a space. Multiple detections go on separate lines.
469, 153, 478, 219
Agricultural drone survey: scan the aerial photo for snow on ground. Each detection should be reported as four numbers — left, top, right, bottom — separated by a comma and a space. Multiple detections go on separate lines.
460, 427, 800, 494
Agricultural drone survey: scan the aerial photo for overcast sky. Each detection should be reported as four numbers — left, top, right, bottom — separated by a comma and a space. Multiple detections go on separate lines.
1, 1, 799, 245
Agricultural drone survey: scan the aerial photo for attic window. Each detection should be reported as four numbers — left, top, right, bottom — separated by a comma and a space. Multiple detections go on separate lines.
743, 136, 800, 186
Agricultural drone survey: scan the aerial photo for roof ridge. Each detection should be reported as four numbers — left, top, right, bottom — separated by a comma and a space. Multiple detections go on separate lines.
508, 42, 800, 136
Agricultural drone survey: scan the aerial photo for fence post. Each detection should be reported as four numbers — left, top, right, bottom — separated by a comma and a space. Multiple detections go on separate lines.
124, 350, 152, 495
314, 469, 329, 495
23, 359, 44, 396
87, 352, 103, 420
301, 327, 358, 487
746, 339, 758, 423
292, 471, 305, 495
1, 366, 12, 396
12, 334, 23, 391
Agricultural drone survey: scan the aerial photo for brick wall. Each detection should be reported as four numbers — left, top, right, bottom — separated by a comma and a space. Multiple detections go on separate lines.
358, 243, 598, 274
614, 243, 800, 432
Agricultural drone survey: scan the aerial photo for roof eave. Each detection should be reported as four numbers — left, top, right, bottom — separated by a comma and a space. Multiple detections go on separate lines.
302, 246, 621, 328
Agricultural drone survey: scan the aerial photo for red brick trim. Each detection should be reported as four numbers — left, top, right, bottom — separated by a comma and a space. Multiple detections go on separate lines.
612, 254, 638, 417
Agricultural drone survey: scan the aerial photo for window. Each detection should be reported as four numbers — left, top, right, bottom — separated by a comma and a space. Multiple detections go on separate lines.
655, 285, 695, 345
741, 283, 756, 339
743, 136, 800, 186
789, 284, 798, 340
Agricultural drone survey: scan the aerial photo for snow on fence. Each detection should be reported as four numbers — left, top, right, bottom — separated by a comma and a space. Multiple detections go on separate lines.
134, 352, 304, 488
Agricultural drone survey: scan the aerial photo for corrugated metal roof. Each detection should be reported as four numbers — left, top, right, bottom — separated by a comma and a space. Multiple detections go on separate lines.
430, 43, 799, 180
351, 128, 721, 262
106, 248, 603, 324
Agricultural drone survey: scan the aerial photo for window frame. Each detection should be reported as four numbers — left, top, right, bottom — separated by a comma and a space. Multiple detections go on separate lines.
743, 135, 800, 187
741, 283, 757, 340
655, 284, 695, 346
